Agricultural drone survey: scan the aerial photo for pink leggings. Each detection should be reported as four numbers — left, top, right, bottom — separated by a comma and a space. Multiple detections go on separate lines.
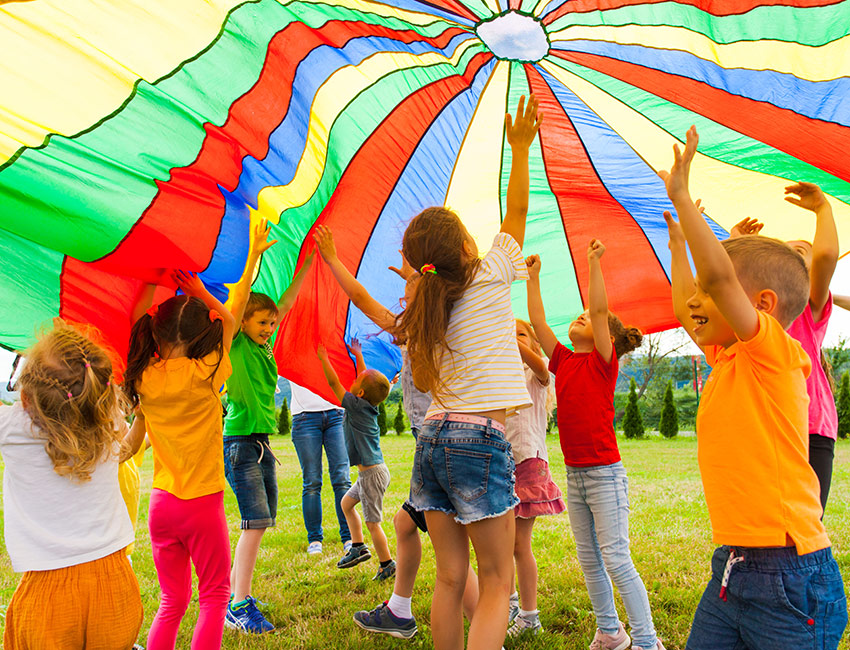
146, 489, 231, 650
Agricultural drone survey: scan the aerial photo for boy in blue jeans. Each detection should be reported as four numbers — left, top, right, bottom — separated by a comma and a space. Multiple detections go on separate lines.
317, 338, 395, 581
223, 220, 314, 633
662, 126, 846, 649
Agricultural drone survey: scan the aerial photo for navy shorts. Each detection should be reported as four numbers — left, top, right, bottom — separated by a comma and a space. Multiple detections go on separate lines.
409, 414, 518, 525
224, 433, 278, 529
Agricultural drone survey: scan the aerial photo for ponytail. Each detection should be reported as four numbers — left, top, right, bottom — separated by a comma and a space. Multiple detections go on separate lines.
124, 313, 157, 407
608, 313, 643, 359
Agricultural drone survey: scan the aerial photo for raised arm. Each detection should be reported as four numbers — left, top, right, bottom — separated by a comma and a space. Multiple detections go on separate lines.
278, 251, 315, 320
349, 338, 367, 375
659, 126, 758, 342
120, 409, 146, 463
313, 225, 395, 331
131, 283, 158, 325
587, 240, 613, 363
833, 294, 850, 312
231, 219, 278, 327
317, 344, 346, 403
173, 270, 237, 351
517, 340, 549, 384
525, 254, 559, 358
786, 182, 838, 321
664, 210, 701, 347
501, 95, 542, 249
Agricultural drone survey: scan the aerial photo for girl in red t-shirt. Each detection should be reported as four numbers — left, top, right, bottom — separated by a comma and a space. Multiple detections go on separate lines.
526, 240, 663, 650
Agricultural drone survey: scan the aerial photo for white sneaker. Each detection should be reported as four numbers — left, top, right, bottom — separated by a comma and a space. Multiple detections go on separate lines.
307, 541, 322, 555
633, 641, 665, 650
507, 613, 543, 637
589, 622, 631, 650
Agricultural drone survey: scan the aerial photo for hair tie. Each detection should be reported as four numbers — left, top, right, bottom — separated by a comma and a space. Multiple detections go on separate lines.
146, 304, 158, 318
209, 311, 223, 323
420, 263, 437, 275
67, 391, 73, 399
83, 359, 91, 369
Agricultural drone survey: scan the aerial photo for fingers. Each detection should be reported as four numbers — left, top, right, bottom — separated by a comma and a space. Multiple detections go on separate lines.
515, 94, 526, 123
784, 196, 804, 207
657, 170, 669, 181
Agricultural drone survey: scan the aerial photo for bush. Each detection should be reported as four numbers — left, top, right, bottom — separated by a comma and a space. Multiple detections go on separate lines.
278, 397, 291, 436
659, 380, 679, 438
622, 378, 645, 439
393, 402, 405, 435
837, 372, 850, 439
378, 402, 388, 436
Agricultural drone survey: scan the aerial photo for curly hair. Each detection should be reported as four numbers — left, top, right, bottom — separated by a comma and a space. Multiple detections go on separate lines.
18, 322, 127, 483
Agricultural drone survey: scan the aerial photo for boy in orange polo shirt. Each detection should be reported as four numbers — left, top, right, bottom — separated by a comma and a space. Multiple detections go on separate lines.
661, 126, 846, 650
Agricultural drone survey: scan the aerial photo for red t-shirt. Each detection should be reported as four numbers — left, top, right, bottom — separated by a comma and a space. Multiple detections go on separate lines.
549, 343, 621, 467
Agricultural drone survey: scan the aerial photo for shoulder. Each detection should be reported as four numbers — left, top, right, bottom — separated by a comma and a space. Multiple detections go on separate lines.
0, 402, 30, 443
481, 233, 528, 284
740, 312, 810, 375
548, 342, 572, 370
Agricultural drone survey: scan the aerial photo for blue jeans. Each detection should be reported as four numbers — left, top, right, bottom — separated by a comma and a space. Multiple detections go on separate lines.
291, 410, 351, 544
566, 462, 657, 648
687, 546, 847, 650
223, 434, 278, 528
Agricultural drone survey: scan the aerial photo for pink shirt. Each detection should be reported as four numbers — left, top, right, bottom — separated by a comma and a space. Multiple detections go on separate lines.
787, 295, 838, 440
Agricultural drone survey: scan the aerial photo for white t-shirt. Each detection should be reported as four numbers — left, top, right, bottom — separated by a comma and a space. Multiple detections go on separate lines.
425, 232, 531, 418
505, 366, 550, 465
289, 382, 342, 414
0, 402, 134, 572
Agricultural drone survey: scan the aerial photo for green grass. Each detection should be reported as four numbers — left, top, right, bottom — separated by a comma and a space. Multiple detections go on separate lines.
1, 435, 848, 649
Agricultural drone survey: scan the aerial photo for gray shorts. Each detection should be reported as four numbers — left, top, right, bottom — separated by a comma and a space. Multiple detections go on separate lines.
345, 463, 390, 522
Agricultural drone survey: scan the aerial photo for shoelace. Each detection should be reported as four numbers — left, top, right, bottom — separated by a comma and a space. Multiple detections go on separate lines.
244, 600, 269, 627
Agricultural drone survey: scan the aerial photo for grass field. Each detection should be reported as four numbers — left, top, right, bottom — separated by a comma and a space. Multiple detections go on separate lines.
1, 434, 848, 649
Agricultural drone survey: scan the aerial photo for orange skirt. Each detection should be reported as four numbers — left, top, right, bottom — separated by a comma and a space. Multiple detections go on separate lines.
4, 549, 143, 650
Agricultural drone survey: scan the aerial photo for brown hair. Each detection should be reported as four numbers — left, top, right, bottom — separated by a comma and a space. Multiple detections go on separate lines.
721, 236, 809, 327
124, 295, 224, 407
244, 292, 277, 320
389, 207, 479, 398
360, 369, 391, 406
608, 313, 643, 358
19, 322, 127, 483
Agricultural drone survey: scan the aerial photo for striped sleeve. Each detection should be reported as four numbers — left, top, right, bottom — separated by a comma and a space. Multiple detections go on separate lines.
484, 232, 528, 284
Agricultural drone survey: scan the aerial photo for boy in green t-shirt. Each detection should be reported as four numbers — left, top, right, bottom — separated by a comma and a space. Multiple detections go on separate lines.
224, 220, 314, 634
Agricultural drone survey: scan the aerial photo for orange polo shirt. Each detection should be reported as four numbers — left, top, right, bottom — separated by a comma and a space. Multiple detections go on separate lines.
698, 311, 829, 555
138, 351, 231, 500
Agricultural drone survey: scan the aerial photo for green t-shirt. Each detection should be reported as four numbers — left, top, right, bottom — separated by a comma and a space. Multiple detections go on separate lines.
224, 331, 277, 436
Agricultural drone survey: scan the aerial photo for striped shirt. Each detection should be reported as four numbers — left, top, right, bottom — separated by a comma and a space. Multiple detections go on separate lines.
425, 232, 531, 418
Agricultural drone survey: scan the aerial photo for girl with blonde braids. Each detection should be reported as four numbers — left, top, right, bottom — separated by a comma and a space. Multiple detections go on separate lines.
0, 322, 143, 650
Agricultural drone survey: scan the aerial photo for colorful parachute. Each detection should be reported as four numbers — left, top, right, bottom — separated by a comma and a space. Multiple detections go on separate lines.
1, 0, 849, 400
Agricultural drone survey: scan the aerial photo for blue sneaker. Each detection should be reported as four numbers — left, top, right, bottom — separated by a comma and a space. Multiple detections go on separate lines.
225, 596, 275, 634
353, 601, 418, 639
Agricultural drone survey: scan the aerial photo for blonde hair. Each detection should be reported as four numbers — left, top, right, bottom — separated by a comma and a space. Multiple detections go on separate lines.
18, 322, 127, 483
517, 319, 556, 417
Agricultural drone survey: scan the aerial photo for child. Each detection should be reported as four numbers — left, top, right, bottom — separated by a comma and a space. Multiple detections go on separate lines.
506, 319, 565, 637
317, 339, 394, 580
661, 126, 847, 649
0, 323, 143, 649
730, 183, 840, 512
223, 219, 314, 633
387, 94, 540, 650
313, 225, 480, 638
124, 269, 236, 650
527, 243, 662, 650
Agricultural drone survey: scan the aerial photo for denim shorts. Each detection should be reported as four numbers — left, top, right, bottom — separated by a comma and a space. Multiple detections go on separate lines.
223, 434, 278, 529
687, 545, 847, 650
409, 414, 518, 525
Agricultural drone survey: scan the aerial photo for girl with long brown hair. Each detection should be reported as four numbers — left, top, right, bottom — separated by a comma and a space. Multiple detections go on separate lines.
389, 95, 541, 650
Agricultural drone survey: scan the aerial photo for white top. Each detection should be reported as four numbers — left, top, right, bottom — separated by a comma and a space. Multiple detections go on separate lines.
505, 366, 550, 464
425, 232, 531, 418
0, 402, 134, 572
289, 382, 342, 414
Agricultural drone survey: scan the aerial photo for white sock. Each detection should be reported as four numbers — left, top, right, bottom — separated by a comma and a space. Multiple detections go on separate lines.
387, 593, 413, 620
509, 591, 519, 603
519, 609, 539, 620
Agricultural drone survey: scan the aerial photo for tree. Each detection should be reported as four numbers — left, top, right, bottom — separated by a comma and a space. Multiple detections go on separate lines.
278, 397, 291, 436
393, 402, 406, 435
659, 380, 679, 438
622, 377, 645, 439
378, 402, 388, 436
836, 372, 850, 440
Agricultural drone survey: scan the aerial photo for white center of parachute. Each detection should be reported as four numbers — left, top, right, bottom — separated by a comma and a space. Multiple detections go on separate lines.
475, 11, 549, 62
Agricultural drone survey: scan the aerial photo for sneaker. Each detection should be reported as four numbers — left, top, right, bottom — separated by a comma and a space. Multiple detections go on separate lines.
590, 623, 631, 650
343, 540, 353, 552
373, 560, 396, 581
337, 544, 371, 568
507, 613, 543, 637
133, 645, 145, 650
307, 541, 322, 555
353, 601, 418, 639
633, 641, 665, 650
508, 596, 520, 624
225, 596, 275, 634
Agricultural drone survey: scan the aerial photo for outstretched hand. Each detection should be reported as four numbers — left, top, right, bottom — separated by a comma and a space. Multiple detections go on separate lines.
785, 181, 827, 213
252, 218, 278, 256
658, 125, 698, 201
526, 254, 541, 280
348, 337, 362, 355
587, 239, 605, 261
388, 249, 415, 280
317, 344, 328, 360
313, 225, 337, 262
172, 269, 206, 297
505, 94, 542, 152
729, 217, 764, 238
664, 210, 686, 249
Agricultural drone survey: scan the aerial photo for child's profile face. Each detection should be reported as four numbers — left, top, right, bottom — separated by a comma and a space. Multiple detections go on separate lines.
567, 310, 594, 347
242, 309, 278, 346
687, 277, 737, 348
787, 240, 813, 270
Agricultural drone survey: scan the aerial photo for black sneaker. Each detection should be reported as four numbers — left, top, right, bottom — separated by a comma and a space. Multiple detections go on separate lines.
373, 560, 396, 581
337, 544, 371, 568
353, 601, 417, 639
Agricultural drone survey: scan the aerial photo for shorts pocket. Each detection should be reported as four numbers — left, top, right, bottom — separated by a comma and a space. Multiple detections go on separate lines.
410, 445, 425, 496
446, 448, 490, 503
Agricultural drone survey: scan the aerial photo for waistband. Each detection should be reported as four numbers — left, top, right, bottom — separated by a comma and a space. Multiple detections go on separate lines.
358, 462, 389, 476
718, 545, 834, 568
425, 412, 506, 433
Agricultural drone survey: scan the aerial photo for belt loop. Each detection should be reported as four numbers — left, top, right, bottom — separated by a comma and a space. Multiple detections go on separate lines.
439, 412, 450, 428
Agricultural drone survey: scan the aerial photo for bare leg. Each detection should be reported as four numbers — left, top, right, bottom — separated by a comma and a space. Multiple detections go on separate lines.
466, 511, 516, 650
341, 495, 363, 544
513, 517, 537, 611
462, 563, 480, 621
391, 507, 421, 598
424, 511, 469, 650
231, 528, 266, 602
365, 521, 392, 562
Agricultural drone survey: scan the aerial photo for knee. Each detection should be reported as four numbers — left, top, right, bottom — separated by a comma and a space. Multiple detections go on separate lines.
435, 568, 468, 596
602, 554, 638, 583
160, 589, 191, 616
302, 475, 322, 495
394, 511, 417, 539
